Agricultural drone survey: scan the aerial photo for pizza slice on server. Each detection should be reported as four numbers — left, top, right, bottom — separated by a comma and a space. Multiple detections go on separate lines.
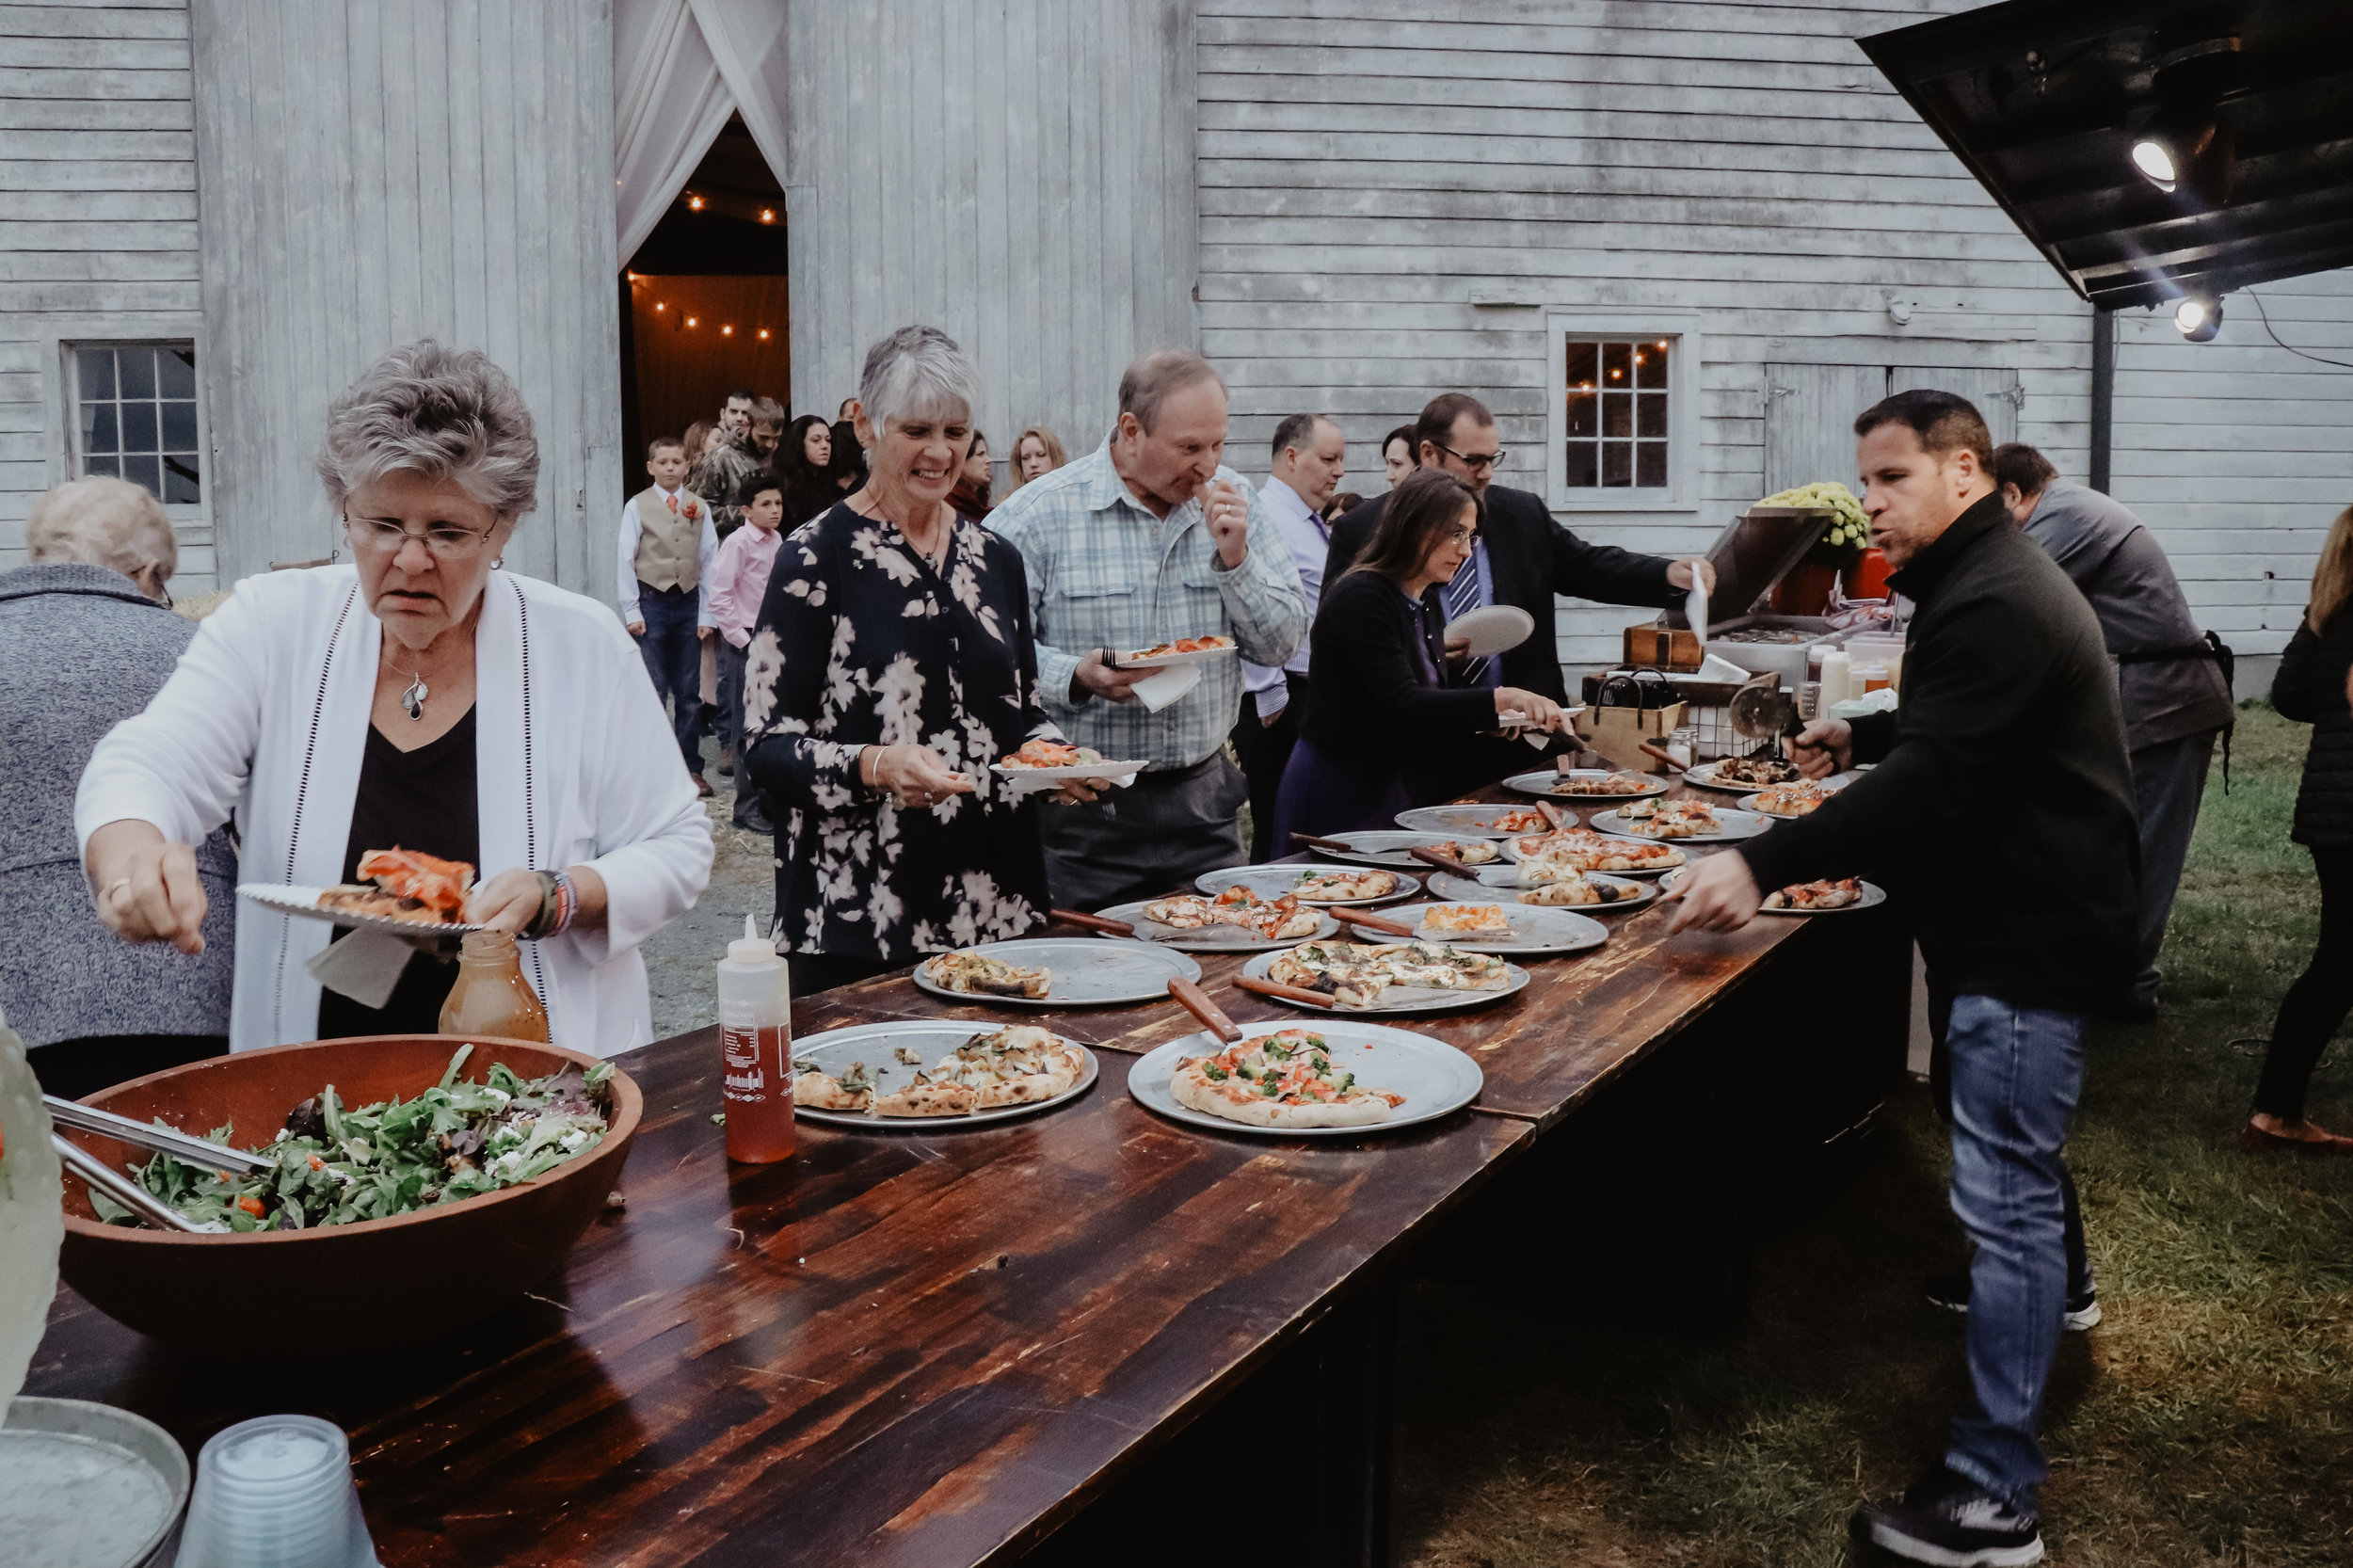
1170, 1028, 1405, 1128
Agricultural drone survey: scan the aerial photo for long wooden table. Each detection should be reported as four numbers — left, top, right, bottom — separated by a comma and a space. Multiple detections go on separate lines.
27, 783, 1865, 1567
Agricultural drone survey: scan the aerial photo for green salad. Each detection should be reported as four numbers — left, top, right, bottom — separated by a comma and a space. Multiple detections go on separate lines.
93, 1045, 616, 1233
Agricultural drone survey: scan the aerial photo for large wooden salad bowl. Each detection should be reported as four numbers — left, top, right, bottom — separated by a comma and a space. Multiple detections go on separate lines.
56, 1034, 641, 1357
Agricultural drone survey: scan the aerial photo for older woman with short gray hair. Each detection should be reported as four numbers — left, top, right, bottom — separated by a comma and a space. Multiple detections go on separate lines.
78, 341, 712, 1054
741, 325, 1099, 992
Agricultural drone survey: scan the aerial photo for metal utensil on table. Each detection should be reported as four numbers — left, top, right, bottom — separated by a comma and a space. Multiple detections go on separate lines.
1231, 974, 1337, 1009
1728, 675, 1803, 757
1534, 801, 1568, 831
1289, 831, 1360, 856
1166, 976, 1241, 1042
46, 1095, 275, 1176
1407, 845, 1479, 878
1638, 740, 1682, 770
51, 1133, 219, 1233
1053, 906, 1137, 937
1330, 905, 1416, 938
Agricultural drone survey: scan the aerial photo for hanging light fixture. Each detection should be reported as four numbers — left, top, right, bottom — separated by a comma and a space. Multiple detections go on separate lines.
760, 208, 776, 223
2130, 36, 2240, 202
2173, 293, 2224, 342
687, 193, 704, 210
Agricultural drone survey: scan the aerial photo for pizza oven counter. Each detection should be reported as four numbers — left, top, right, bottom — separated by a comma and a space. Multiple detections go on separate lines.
25, 778, 1906, 1568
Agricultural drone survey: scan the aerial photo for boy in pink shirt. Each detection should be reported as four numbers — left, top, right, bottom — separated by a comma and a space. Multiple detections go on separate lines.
709, 472, 786, 832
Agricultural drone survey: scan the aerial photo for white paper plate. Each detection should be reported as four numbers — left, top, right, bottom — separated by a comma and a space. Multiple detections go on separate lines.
1424, 869, 1657, 913
990, 758, 1148, 795
1240, 946, 1530, 1015
1658, 868, 1888, 915
1128, 1021, 1482, 1138
1386, 901, 1608, 955
1110, 639, 1236, 668
1393, 804, 1562, 840
1302, 830, 1505, 871
1193, 864, 1417, 906
1587, 806, 1772, 843
1093, 898, 1342, 952
1502, 768, 1672, 802
912, 937, 1201, 1008
788, 1020, 1098, 1128
239, 882, 477, 937
1443, 603, 1534, 658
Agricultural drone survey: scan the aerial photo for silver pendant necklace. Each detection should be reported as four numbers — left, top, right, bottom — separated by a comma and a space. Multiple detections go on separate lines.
400, 671, 428, 721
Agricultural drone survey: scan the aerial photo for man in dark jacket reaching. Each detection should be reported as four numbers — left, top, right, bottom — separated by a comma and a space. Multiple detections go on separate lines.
1669, 391, 2138, 1568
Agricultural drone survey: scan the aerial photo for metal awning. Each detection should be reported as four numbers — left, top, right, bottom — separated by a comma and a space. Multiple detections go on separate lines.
1858, 0, 2353, 311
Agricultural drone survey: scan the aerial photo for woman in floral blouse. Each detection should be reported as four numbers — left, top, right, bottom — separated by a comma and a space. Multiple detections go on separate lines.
742, 327, 1104, 993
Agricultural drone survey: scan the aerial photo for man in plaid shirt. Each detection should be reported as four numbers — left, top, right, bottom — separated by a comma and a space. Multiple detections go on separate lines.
990, 348, 1307, 908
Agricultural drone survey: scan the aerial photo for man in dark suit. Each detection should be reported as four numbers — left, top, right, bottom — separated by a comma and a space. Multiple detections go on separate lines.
1322, 392, 1710, 792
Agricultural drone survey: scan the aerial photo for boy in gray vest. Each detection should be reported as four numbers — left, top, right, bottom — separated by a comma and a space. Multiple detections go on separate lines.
616, 435, 718, 794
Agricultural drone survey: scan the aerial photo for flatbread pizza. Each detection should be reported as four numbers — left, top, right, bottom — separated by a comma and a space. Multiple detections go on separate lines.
1169, 1028, 1405, 1128
1762, 878, 1865, 910
1290, 868, 1400, 903
1513, 829, 1686, 874
921, 949, 1052, 999
1144, 887, 1322, 940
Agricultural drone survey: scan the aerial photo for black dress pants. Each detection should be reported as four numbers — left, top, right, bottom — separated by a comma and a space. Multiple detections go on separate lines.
1230, 672, 1309, 863
2255, 843, 2353, 1121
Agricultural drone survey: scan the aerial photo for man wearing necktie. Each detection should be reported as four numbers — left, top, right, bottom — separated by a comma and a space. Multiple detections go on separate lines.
1233, 412, 1346, 860
1326, 392, 1713, 796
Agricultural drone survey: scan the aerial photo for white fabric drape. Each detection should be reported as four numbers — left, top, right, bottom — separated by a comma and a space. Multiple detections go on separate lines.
614, 0, 735, 268
613, 0, 793, 270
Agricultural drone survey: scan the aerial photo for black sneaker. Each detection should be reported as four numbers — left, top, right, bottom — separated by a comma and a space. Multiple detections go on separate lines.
733, 796, 775, 835
1853, 1466, 2043, 1566
1922, 1272, 2101, 1332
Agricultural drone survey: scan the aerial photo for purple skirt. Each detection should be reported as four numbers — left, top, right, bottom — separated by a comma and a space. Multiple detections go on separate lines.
1268, 736, 1411, 852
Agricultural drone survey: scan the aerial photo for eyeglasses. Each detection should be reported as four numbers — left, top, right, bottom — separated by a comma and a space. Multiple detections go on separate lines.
344, 516, 497, 560
1442, 526, 1480, 547
1432, 441, 1506, 472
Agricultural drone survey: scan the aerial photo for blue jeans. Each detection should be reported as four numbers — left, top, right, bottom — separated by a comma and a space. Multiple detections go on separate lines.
635, 582, 703, 772
1942, 994, 2087, 1510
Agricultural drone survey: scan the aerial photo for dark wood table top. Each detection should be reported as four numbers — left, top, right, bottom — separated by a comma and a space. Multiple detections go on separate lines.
27, 770, 1826, 1566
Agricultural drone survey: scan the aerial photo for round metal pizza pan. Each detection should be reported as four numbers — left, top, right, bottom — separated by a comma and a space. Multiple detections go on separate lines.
1238, 947, 1531, 1016
1501, 769, 1672, 802
239, 882, 479, 937
1093, 899, 1341, 953
1657, 869, 1888, 915
911, 937, 1201, 1008
1423, 870, 1657, 915
1587, 806, 1772, 843
1391, 804, 1562, 840
1304, 830, 1506, 871
1681, 760, 1808, 793
1193, 864, 1417, 906
1380, 901, 1608, 955
1128, 1021, 1482, 1139
788, 1020, 1099, 1128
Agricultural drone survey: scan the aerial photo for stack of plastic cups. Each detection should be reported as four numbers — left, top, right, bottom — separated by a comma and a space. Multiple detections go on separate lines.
175, 1415, 381, 1568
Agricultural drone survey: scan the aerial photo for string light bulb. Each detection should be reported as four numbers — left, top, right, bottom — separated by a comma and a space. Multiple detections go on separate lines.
687, 194, 704, 210
653, 302, 664, 312
758, 328, 770, 340
760, 209, 775, 223
721, 324, 734, 336
685, 315, 697, 328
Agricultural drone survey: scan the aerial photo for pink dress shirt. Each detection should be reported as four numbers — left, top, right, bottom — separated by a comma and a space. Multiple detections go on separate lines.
707, 522, 784, 648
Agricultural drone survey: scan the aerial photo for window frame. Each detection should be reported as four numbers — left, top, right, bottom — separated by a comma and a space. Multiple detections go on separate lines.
1545, 310, 1705, 514
39, 321, 212, 545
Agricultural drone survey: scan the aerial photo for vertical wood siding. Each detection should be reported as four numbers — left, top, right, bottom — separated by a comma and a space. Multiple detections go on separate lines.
0, 0, 206, 583
1196, 0, 2138, 667
2108, 272, 2353, 658
187, 0, 621, 598
783, 0, 1198, 481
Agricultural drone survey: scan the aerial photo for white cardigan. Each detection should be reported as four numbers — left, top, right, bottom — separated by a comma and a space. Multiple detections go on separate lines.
75, 565, 714, 1056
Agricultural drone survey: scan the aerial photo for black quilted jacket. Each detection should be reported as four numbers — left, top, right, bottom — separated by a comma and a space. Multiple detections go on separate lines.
2276, 607, 2353, 850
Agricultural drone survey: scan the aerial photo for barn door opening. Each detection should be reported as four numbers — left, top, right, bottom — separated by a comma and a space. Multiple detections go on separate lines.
618, 113, 789, 490
1765, 363, 2023, 498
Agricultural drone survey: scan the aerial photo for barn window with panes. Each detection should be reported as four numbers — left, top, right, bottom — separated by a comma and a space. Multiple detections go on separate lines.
1561, 337, 1671, 489
70, 344, 201, 504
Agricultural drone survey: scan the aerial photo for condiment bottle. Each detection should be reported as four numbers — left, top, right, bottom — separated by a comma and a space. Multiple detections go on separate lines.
1818, 649, 1853, 709
1665, 725, 1695, 770
718, 915, 795, 1163
1858, 664, 1891, 694
438, 930, 550, 1041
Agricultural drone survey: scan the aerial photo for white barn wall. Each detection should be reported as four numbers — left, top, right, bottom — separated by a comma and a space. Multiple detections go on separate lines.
0, 0, 208, 584
1195, 0, 2109, 670
2109, 270, 2353, 663
783, 0, 1198, 475
187, 0, 621, 598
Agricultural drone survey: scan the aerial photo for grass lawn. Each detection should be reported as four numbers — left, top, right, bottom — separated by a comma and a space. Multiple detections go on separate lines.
1399, 703, 2352, 1567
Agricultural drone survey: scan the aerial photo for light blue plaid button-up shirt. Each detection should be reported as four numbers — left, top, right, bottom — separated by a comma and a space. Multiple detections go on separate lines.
988, 439, 1308, 769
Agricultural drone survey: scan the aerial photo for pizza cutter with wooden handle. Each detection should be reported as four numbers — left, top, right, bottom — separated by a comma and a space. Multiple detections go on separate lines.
1231, 974, 1337, 1010
1166, 976, 1241, 1042
1289, 832, 1361, 856
1407, 845, 1479, 878
1330, 905, 1416, 938
1534, 801, 1569, 831
1054, 906, 1136, 936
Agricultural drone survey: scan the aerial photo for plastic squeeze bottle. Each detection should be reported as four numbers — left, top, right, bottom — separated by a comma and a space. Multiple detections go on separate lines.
718, 915, 795, 1163
438, 929, 551, 1042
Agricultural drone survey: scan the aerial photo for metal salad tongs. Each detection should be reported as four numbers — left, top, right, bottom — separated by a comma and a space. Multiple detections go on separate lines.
46, 1095, 271, 1234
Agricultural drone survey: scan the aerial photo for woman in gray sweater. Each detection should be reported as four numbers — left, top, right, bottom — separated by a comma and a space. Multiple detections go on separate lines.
0, 477, 234, 1096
